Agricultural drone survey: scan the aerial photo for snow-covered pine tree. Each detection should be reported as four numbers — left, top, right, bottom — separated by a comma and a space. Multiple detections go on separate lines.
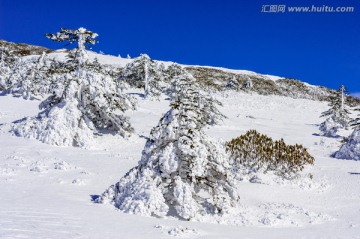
319, 85, 352, 136
6, 53, 49, 99
0, 47, 5, 65
224, 77, 240, 91
120, 54, 162, 99
350, 108, 360, 128
165, 63, 190, 99
242, 76, 253, 92
157, 62, 169, 91
97, 71, 239, 220
334, 107, 360, 160
11, 28, 136, 148
0, 46, 17, 66
0, 47, 11, 91
46, 27, 98, 68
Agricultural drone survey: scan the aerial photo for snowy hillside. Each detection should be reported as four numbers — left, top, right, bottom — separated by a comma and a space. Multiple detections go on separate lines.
0, 39, 360, 239
1, 90, 360, 238
2, 39, 360, 105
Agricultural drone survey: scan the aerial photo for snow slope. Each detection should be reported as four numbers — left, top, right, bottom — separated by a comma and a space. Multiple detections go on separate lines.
1, 88, 359, 238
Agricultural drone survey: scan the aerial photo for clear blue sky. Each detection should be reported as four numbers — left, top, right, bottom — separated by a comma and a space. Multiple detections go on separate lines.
0, 0, 359, 94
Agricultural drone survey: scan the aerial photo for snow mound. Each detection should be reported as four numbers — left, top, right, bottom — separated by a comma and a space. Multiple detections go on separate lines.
53, 161, 77, 171
197, 203, 333, 227
29, 161, 48, 173
334, 129, 360, 160
72, 178, 86, 185
0, 167, 17, 177
154, 225, 199, 238
1, 154, 85, 179
256, 202, 333, 226
237, 169, 330, 192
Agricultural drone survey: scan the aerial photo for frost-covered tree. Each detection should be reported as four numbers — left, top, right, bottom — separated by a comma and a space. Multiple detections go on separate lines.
97, 72, 239, 220
45, 27, 98, 67
164, 63, 191, 99
351, 108, 360, 128
120, 54, 162, 99
334, 129, 360, 160
242, 76, 253, 92
5, 53, 48, 99
0, 48, 11, 91
319, 85, 352, 136
157, 62, 169, 90
334, 107, 360, 160
0, 47, 5, 65
12, 71, 137, 147
224, 77, 240, 91
11, 28, 136, 148
319, 117, 339, 137
167, 68, 225, 126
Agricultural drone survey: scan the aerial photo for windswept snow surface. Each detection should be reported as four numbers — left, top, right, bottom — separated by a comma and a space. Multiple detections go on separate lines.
0, 91, 360, 239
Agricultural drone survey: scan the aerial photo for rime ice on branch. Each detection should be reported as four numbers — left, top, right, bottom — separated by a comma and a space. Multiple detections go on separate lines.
46, 27, 98, 66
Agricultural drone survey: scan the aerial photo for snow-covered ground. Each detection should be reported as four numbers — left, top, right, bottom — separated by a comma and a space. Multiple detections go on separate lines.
1, 90, 359, 238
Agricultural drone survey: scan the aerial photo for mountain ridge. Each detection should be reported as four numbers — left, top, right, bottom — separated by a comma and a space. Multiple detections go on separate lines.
1, 39, 359, 106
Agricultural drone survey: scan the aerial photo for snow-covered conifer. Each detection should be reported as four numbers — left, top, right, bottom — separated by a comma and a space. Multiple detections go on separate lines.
0, 48, 11, 91
224, 77, 240, 91
319, 85, 352, 136
7, 53, 49, 99
334, 107, 360, 160
334, 129, 360, 160
12, 66, 136, 147
165, 64, 190, 100
242, 76, 253, 92
166, 63, 186, 78
120, 54, 162, 99
46, 27, 98, 67
97, 72, 239, 220
11, 28, 136, 147
319, 117, 339, 137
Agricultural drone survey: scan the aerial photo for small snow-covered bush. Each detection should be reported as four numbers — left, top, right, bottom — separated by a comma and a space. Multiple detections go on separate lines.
225, 130, 315, 179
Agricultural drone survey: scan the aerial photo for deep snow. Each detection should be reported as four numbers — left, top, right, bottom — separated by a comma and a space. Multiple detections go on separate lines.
0, 51, 359, 239
1, 86, 360, 238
